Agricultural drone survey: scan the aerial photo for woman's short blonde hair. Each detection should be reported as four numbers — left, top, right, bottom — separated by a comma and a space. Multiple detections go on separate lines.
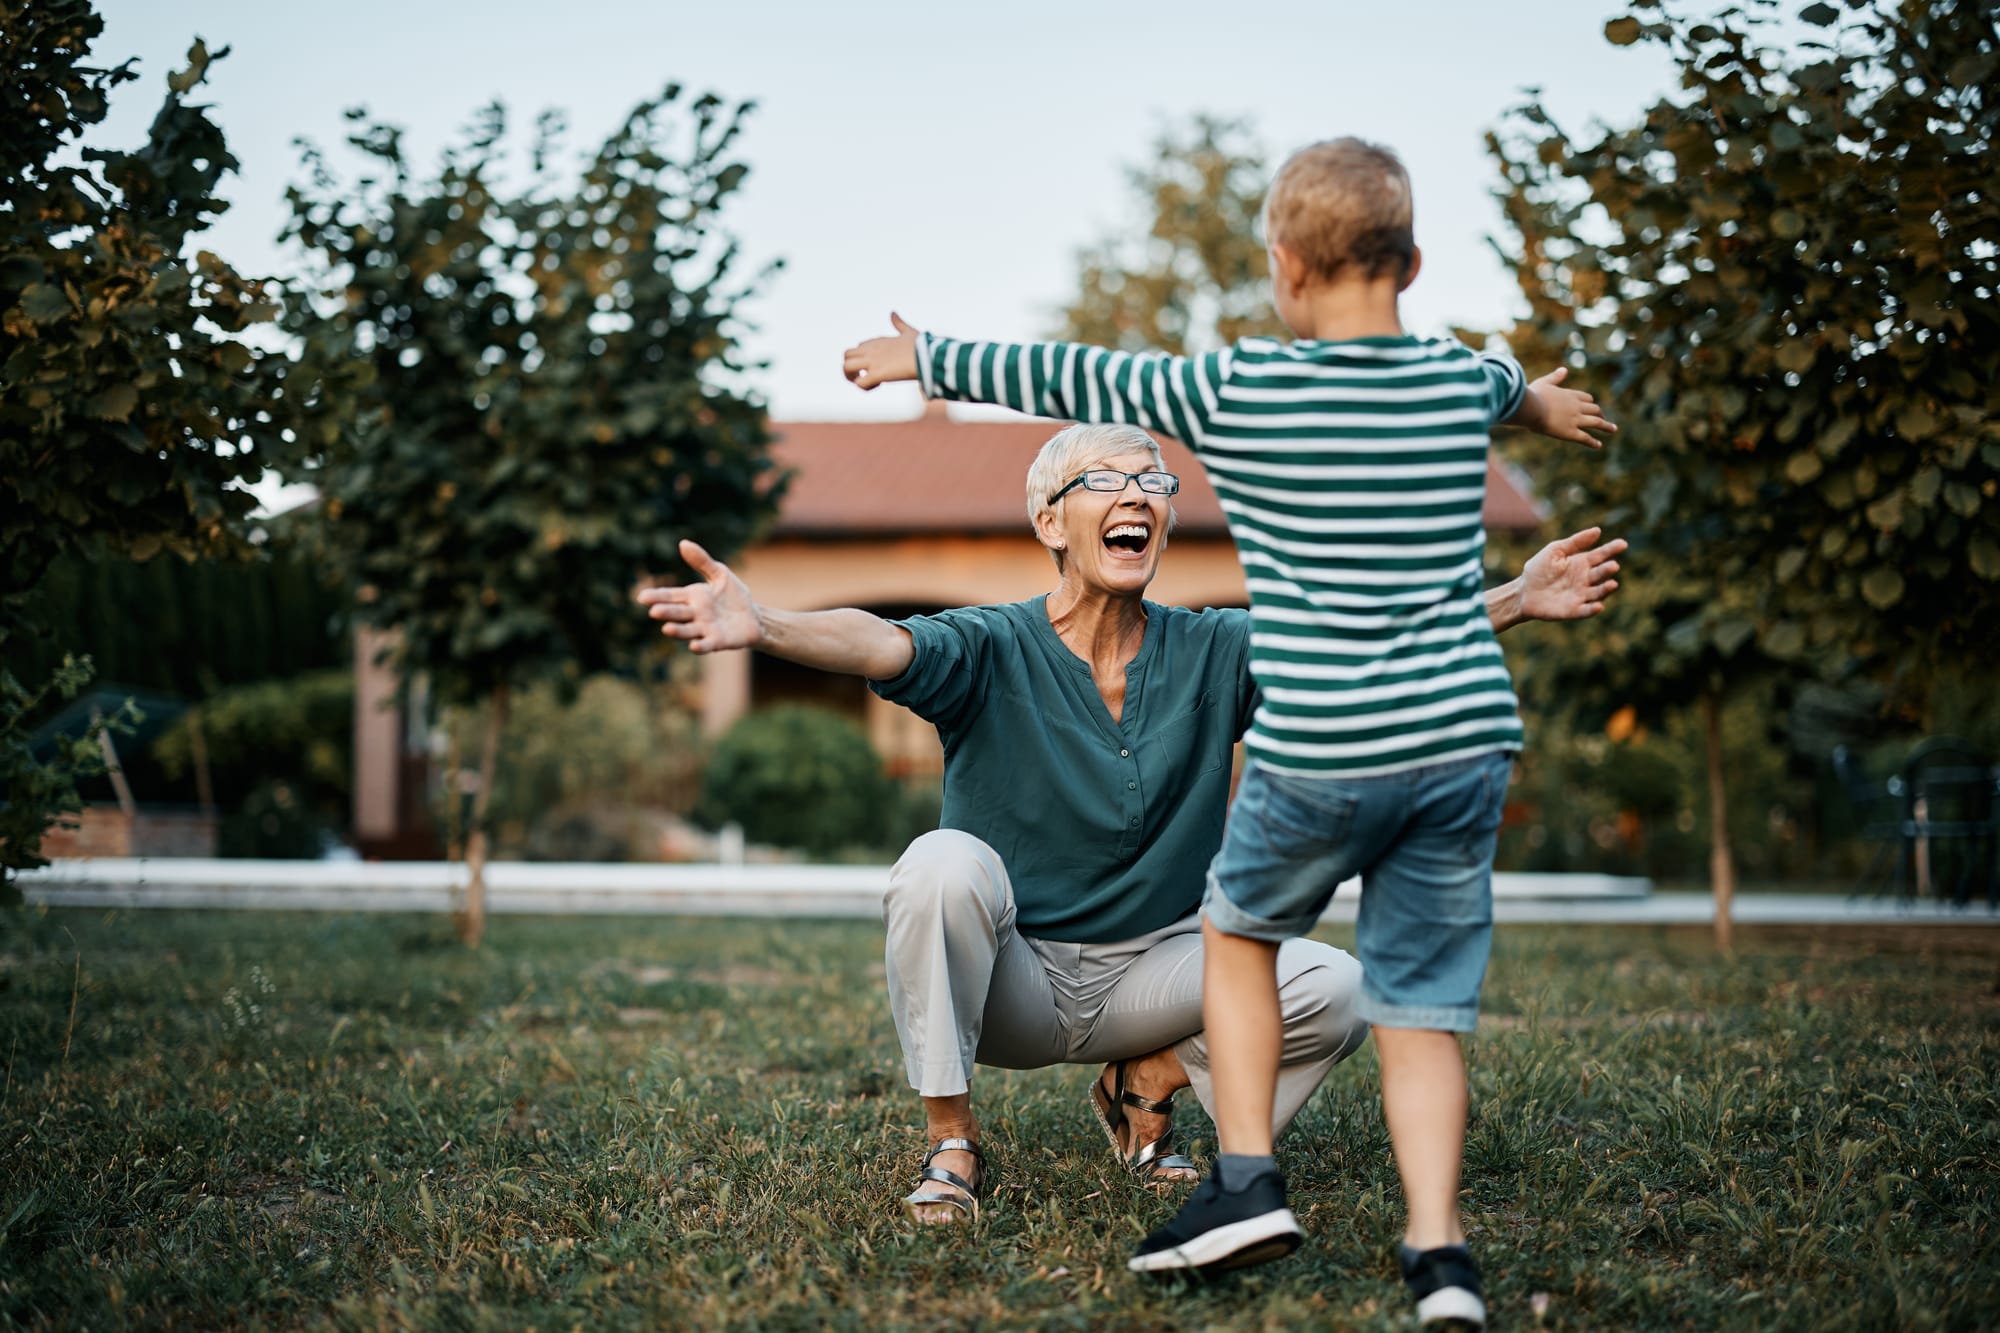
1024, 423, 1177, 571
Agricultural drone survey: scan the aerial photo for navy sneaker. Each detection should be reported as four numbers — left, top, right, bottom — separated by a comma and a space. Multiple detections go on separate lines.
1127, 1168, 1302, 1275
1398, 1244, 1485, 1328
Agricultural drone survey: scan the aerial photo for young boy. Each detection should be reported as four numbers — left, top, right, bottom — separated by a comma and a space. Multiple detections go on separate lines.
843, 137, 1613, 1327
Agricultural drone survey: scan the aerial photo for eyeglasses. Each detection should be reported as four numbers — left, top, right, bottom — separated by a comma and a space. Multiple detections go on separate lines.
1048, 469, 1181, 505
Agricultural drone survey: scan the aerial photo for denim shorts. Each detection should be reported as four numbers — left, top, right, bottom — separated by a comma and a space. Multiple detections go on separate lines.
1201, 751, 1514, 1031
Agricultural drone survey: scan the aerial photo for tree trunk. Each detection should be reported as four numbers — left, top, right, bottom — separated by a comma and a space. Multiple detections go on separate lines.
457, 685, 508, 948
443, 727, 464, 864
1703, 688, 1736, 952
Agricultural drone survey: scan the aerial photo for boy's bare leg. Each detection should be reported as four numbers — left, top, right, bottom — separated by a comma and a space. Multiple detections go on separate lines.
1374, 1026, 1468, 1249
911, 1092, 980, 1224
1200, 917, 1282, 1156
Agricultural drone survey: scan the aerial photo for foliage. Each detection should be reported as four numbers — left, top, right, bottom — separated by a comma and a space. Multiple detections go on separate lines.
11, 542, 347, 703
435, 673, 703, 860
1499, 681, 1842, 883
0, 657, 137, 890
695, 704, 895, 856
1, 908, 1995, 1328
1053, 115, 1286, 355
153, 668, 353, 813
0, 1, 315, 874
280, 91, 787, 710
217, 777, 332, 859
0, 4, 301, 645
1489, 0, 2000, 728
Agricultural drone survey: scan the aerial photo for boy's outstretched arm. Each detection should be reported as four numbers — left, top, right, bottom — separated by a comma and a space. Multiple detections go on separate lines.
843, 313, 921, 390
1507, 367, 1618, 448
843, 313, 1225, 446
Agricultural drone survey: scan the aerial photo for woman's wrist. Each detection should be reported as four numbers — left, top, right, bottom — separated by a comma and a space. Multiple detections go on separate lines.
1487, 576, 1528, 634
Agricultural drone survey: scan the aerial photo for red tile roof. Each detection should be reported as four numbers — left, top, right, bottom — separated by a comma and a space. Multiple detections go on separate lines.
769, 408, 1545, 537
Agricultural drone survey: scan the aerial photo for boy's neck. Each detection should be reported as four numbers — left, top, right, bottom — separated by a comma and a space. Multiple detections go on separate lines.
1285, 274, 1406, 341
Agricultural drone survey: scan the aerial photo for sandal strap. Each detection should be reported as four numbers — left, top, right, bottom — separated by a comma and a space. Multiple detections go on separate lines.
1110, 1060, 1177, 1117
1128, 1130, 1183, 1172
924, 1136, 983, 1164
1119, 1088, 1176, 1116
918, 1163, 977, 1196
903, 1189, 974, 1218
1143, 1151, 1199, 1178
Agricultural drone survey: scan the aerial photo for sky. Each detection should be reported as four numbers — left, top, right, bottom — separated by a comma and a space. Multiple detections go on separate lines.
90, 1, 1695, 425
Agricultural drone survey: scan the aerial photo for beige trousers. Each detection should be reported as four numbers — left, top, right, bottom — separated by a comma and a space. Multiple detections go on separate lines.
883, 829, 1369, 1137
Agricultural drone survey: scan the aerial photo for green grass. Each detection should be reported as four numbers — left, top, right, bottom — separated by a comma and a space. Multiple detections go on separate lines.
1, 908, 1996, 1331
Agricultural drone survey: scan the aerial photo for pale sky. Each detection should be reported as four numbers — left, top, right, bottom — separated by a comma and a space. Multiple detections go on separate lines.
92, 1, 1696, 423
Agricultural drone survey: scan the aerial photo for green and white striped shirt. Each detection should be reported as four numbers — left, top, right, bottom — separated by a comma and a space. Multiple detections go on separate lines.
915, 331, 1528, 778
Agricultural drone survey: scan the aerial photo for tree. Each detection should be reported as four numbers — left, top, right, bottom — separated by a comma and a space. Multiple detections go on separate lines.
1489, 0, 1999, 944
281, 90, 786, 943
0, 1, 304, 884
1054, 115, 1286, 354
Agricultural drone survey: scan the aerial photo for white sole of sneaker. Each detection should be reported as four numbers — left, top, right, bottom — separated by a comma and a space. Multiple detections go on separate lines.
1415, 1285, 1486, 1326
1126, 1208, 1303, 1274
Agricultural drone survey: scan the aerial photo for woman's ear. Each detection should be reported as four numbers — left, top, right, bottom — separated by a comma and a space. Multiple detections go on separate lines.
1034, 506, 1068, 553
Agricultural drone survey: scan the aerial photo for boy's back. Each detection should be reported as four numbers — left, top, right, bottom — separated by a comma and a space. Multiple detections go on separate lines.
1184, 334, 1526, 778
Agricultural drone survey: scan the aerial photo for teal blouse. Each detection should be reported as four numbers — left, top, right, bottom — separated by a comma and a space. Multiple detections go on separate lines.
871, 597, 1256, 943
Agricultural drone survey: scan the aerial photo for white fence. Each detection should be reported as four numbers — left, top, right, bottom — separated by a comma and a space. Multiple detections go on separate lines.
17, 857, 1652, 920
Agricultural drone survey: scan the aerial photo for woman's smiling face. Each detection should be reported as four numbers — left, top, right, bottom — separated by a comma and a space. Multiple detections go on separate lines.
1040, 448, 1174, 597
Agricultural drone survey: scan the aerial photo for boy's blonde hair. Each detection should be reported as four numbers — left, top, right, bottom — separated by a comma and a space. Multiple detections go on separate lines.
1025, 423, 1177, 571
1264, 138, 1415, 283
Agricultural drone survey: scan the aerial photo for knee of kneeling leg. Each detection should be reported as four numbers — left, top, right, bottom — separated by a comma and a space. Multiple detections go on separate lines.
885, 829, 1003, 916
1286, 947, 1368, 1056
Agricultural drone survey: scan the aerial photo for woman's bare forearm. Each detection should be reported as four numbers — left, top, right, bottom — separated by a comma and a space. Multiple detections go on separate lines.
1485, 577, 1527, 635
756, 606, 915, 680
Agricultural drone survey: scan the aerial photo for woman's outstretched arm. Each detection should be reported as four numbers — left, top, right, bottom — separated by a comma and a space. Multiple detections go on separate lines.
637, 539, 915, 681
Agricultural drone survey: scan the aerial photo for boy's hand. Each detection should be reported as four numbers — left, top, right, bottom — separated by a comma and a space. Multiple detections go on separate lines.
636, 539, 764, 654
1521, 526, 1625, 621
842, 312, 921, 391
1517, 367, 1617, 448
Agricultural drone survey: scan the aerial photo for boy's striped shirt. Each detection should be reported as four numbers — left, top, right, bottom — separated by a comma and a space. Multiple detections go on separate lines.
914, 332, 1528, 778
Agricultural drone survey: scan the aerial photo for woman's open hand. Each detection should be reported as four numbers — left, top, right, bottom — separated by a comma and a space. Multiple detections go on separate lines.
1520, 526, 1625, 621
637, 539, 765, 654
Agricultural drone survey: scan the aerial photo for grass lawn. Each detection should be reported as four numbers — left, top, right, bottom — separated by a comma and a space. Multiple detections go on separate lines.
1, 907, 1996, 1331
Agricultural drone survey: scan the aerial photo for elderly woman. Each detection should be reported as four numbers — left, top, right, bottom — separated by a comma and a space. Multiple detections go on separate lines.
640, 422, 1621, 1223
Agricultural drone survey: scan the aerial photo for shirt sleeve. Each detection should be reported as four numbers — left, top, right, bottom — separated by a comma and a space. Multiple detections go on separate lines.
914, 331, 1230, 448
867, 606, 993, 733
1476, 347, 1529, 424
1222, 608, 1261, 739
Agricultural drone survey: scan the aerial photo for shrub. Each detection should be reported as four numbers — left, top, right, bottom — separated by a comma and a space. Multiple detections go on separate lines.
437, 673, 703, 860
696, 706, 894, 857
153, 669, 353, 814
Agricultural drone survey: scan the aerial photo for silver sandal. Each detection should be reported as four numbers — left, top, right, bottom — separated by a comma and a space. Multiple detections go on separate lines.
1090, 1062, 1199, 1184
901, 1136, 985, 1224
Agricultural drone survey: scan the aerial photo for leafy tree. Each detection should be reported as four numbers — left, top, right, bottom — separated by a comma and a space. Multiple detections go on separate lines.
0, 1, 304, 883
1054, 115, 1286, 354
282, 90, 786, 942
1489, 0, 1999, 944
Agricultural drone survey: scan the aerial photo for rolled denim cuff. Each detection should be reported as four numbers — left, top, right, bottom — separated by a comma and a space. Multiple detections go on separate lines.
1202, 873, 1320, 943
1356, 989, 1480, 1034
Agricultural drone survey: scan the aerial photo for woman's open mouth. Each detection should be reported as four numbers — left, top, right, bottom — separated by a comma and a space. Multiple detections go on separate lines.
1103, 523, 1152, 557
